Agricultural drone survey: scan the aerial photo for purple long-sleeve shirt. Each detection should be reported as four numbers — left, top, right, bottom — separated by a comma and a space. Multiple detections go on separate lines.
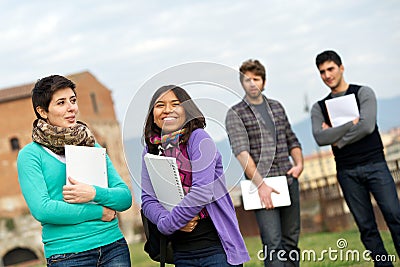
141, 128, 250, 265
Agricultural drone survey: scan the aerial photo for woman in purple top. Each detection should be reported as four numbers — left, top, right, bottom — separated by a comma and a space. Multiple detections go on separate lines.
141, 85, 250, 266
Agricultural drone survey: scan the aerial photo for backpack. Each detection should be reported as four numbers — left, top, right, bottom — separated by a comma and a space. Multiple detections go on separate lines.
141, 209, 174, 267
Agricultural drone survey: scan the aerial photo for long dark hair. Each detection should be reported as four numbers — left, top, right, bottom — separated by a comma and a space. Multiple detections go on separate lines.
143, 85, 206, 154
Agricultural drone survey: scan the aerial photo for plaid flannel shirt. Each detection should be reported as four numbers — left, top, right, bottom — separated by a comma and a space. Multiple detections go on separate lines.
225, 96, 301, 177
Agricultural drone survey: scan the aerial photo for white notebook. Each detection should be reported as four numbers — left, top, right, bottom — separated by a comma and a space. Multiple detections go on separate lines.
65, 145, 108, 188
325, 94, 359, 127
144, 153, 185, 211
240, 176, 291, 210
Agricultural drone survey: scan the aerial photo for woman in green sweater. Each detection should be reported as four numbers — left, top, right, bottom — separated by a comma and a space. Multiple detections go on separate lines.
17, 75, 132, 266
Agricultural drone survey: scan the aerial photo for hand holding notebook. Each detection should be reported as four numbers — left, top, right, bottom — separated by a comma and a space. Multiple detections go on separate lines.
240, 176, 291, 210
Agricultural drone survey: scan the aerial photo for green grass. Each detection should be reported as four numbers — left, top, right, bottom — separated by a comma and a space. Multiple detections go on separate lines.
131, 229, 399, 266
29, 229, 399, 267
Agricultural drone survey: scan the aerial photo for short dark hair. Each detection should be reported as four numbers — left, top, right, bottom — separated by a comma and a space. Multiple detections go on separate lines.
239, 59, 266, 84
143, 85, 206, 154
31, 75, 76, 119
315, 50, 342, 68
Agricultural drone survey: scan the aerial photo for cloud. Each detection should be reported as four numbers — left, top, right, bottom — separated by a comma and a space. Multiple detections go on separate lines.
0, 0, 399, 131
126, 38, 179, 55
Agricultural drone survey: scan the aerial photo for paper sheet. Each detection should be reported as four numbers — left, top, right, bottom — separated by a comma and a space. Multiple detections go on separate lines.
325, 94, 359, 127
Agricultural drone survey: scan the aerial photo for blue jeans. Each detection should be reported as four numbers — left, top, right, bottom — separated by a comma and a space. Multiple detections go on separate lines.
255, 178, 300, 267
46, 238, 131, 267
337, 161, 400, 267
174, 252, 242, 267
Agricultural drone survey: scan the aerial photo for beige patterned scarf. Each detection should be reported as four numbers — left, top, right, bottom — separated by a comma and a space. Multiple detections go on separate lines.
32, 119, 96, 155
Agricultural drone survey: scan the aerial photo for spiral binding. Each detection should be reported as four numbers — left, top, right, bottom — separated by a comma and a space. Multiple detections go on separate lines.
168, 159, 184, 199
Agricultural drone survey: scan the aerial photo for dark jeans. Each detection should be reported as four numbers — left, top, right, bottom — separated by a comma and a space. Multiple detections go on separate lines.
46, 238, 131, 267
337, 161, 400, 267
174, 252, 243, 267
255, 178, 300, 267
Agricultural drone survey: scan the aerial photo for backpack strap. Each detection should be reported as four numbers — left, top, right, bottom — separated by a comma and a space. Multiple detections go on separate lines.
159, 235, 167, 267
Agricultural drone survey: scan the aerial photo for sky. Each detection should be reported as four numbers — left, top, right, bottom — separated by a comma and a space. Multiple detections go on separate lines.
1, 0, 400, 142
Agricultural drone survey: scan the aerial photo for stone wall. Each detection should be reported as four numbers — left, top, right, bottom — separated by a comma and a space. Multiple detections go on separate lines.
0, 214, 43, 266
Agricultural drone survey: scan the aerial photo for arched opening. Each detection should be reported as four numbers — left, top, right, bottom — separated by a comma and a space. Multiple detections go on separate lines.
3, 247, 39, 266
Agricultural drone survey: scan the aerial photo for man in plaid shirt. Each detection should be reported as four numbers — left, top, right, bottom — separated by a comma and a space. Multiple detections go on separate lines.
225, 59, 303, 267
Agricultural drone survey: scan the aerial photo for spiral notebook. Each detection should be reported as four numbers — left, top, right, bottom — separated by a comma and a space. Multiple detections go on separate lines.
240, 176, 291, 210
144, 153, 185, 211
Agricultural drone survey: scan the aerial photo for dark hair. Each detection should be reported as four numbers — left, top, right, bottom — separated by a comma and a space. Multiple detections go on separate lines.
31, 75, 76, 119
143, 85, 206, 154
239, 59, 266, 84
315, 50, 342, 68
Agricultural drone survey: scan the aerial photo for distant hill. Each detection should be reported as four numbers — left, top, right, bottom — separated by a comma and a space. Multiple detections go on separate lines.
125, 96, 400, 202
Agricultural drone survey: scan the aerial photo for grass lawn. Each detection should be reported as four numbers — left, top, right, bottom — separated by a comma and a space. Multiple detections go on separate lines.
29, 229, 398, 267
130, 229, 399, 267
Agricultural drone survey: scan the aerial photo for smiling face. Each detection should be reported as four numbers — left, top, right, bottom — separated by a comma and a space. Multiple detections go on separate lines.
36, 87, 78, 128
153, 90, 186, 134
318, 60, 346, 93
